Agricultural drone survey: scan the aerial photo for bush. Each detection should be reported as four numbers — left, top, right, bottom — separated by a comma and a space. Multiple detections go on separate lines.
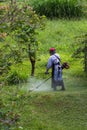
30, 0, 83, 18
6, 71, 28, 85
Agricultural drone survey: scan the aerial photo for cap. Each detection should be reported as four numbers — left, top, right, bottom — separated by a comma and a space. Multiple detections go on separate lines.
49, 48, 55, 52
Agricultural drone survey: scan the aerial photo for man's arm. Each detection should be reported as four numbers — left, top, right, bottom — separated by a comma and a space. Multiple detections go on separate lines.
45, 57, 52, 74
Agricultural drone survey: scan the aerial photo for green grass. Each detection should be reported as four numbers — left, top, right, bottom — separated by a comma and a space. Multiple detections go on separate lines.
35, 18, 87, 77
0, 4, 87, 129
38, 19, 87, 54
0, 77, 87, 130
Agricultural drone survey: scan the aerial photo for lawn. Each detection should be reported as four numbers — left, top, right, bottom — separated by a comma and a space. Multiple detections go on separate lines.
0, 4, 87, 129
0, 75, 87, 130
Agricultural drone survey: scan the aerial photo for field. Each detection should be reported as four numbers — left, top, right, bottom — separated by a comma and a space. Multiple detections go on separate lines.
0, 18, 87, 130
0, 0, 87, 130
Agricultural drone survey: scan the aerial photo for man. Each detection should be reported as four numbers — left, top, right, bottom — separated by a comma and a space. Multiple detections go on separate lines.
45, 48, 65, 91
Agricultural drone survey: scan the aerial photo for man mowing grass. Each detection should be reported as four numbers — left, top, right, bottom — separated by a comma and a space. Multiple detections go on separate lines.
45, 48, 69, 91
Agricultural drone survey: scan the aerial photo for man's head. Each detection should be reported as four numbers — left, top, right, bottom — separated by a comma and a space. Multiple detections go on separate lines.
49, 48, 56, 55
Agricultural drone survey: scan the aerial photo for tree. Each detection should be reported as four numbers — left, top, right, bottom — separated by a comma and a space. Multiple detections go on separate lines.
11, 0, 16, 4
0, 1, 45, 78
73, 33, 87, 74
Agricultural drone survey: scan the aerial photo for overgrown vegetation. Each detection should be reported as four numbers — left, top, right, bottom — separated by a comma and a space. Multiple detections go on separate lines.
0, 1, 45, 84
0, 0, 87, 130
0, 80, 87, 129
29, 0, 83, 18
0, 0, 87, 85
72, 33, 87, 74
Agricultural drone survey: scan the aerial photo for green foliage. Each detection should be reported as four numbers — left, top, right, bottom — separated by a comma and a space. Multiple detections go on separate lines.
0, 108, 20, 130
72, 33, 87, 73
5, 3, 46, 51
0, 37, 22, 75
0, 0, 5, 2
30, 0, 83, 18
0, 87, 20, 130
7, 3, 45, 76
0, 79, 87, 129
36, 19, 87, 77
6, 70, 28, 84
0, 1, 46, 83
0, 1, 87, 84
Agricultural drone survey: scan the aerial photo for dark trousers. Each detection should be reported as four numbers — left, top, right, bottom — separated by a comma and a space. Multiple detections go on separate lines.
51, 65, 65, 91
51, 78, 65, 91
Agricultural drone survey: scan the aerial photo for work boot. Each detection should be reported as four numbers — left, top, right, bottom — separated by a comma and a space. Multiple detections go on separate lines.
61, 80, 65, 90
53, 86, 57, 91
60, 88, 65, 91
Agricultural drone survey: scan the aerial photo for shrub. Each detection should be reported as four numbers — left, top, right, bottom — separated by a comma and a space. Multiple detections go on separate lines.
6, 71, 28, 85
30, 0, 83, 18
72, 33, 87, 74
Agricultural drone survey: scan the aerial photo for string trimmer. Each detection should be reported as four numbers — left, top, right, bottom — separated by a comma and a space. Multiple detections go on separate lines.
29, 76, 51, 92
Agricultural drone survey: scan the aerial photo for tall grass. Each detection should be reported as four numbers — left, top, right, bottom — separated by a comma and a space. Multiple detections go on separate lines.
29, 0, 83, 18
1, 19, 87, 84
0, 1, 87, 84
35, 18, 87, 77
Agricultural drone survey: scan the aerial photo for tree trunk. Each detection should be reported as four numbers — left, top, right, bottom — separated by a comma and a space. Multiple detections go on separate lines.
10, 0, 17, 25
28, 44, 36, 76
11, 0, 16, 4
30, 58, 35, 76
84, 42, 87, 73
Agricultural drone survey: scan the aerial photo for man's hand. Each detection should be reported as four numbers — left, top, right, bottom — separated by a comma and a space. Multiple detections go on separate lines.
45, 71, 49, 74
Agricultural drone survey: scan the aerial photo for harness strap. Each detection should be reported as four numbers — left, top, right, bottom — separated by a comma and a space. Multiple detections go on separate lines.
54, 54, 60, 61
54, 54, 60, 65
